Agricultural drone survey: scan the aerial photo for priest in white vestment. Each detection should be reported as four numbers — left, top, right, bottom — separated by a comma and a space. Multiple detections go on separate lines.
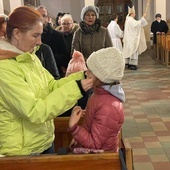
107, 13, 123, 51
123, 6, 147, 70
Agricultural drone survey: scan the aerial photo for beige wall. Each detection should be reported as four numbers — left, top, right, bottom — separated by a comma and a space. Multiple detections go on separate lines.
85, 0, 94, 5
40, 0, 85, 23
0, 0, 4, 13
154, 0, 166, 20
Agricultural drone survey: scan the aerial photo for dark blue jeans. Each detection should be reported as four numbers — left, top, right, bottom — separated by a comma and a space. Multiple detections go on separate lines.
42, 142, 55, 154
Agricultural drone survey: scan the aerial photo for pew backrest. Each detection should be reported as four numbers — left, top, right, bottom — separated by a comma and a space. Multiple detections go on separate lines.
0, 117, 133, 170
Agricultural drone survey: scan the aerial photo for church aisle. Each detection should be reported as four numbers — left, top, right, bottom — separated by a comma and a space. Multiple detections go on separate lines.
122, 49, 170, 170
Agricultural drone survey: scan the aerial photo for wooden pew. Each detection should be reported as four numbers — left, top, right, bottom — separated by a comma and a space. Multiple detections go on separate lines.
165, 34, 170, 67
0, 117, 133, 170
54, 117, 83, 152
161, 34, 166, 65
156, 34, 162, 61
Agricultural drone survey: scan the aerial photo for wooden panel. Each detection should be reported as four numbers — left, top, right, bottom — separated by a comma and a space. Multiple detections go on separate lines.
0, 153, 121, 170
54, 117, 83, 152
161, 34, 166, 48
165, 35, 170, 50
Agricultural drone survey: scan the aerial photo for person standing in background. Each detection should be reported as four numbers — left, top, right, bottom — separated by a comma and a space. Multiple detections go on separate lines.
36, 43, 60, 79
107, 13, 123, 51
72, 5, 113, 110
123, 6, 147, 70
55, 12, 65, 28
151, 13, 168, 45
36, 6, 69, 77
72, 5, 112, 61
56, 14, 79, 74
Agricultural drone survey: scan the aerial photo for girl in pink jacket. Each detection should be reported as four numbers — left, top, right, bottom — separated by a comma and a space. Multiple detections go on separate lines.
68, 47, 125, 152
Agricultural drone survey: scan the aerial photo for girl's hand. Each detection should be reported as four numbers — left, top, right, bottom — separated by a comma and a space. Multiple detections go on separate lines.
69, 138, 77, 149
69, 106, 83, 128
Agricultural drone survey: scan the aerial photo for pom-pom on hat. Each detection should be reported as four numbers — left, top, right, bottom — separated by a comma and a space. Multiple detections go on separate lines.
86, 47, 125, 83
80, 5, 99, 21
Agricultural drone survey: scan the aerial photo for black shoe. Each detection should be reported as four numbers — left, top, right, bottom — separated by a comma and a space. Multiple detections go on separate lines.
129, 65, 137, 70
128, 64, 132, 69
125, 64, 129, 68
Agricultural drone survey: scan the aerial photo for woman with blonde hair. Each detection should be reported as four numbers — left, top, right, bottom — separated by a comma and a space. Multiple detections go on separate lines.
56, 14, 79, 73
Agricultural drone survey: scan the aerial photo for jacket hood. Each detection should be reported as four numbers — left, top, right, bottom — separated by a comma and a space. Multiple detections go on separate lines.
102, 84, 125, 102
0, 39, 23, 59
56, 23, 79, 33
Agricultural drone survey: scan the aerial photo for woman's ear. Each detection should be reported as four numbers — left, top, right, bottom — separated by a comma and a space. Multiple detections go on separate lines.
12, 28, 20, 40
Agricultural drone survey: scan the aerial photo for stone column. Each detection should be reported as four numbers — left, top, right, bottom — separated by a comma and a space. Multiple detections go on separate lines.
84, 0, 94, 6
0, 0, 4, 14
9, 0, 23, 11
154, 0, 166, 20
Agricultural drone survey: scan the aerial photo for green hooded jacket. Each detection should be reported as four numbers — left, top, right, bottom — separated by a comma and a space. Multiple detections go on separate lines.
0, 40, 84, 156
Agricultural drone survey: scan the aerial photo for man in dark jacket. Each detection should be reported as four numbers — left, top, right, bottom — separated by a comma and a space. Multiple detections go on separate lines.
36, 6, 69, 77
36, 44, 60, 80
151, 13, 169, 44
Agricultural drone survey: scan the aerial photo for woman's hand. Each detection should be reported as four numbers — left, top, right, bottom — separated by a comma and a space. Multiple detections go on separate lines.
80, 78, 93, 91
69, 106, 85, 128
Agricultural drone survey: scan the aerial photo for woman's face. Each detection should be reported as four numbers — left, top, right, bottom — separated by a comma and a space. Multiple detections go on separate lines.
0, 22, 7, 37
84, 11, 96, 25
61, 18, 73, 33
58, 16, 63, 26
15, 21, 43, 53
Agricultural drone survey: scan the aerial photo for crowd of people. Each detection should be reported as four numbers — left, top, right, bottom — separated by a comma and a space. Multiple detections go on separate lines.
0, 3, 169, 157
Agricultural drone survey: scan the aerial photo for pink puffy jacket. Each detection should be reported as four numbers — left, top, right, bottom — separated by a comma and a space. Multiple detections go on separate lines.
69, 86, 125, 152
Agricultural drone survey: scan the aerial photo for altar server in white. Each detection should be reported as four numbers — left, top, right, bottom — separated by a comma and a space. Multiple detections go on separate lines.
107, 13, 123, 51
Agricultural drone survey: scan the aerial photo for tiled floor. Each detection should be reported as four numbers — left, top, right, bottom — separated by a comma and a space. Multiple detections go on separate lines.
122, 49, 170, 170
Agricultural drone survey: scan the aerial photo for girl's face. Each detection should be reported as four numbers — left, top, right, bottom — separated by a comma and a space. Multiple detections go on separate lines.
14, 21, 43, 53
84, 11, 96, 25
86, 69, 102, 87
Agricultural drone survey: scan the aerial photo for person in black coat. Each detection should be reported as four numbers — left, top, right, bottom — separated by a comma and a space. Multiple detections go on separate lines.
36, 6, 70, 77
151, 13, 169, 44
36, 44, 60, 80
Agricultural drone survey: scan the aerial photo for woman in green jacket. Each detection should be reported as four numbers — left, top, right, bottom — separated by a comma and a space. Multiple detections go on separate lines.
0, 6, 93, 156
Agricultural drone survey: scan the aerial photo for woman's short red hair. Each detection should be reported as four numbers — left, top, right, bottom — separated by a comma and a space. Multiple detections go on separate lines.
6, 6, 43, 40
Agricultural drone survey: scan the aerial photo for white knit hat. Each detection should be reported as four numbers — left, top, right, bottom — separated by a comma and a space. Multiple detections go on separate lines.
80, 5, 99, 21
86, 47, 125, 83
